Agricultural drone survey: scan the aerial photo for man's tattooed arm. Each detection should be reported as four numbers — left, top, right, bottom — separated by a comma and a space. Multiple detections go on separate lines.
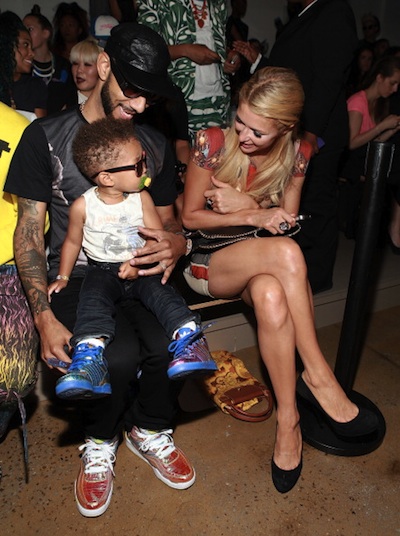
14, 197, 73, 365
14, 198, 50, 319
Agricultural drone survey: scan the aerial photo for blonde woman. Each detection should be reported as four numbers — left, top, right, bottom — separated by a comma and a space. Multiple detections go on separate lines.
69, 38, 103, 106
182, 67, 379, 493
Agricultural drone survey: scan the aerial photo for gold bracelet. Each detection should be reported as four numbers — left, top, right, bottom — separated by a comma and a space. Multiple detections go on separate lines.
56, 275, 70, 281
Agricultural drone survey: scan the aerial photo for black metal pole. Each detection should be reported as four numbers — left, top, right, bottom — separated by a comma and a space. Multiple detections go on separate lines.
334, 141, 394, 393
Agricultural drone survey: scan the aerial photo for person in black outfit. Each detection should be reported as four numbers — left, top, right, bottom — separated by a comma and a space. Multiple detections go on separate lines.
5, 22, 196, 518
226, 0, 248, 48
52, 2, 89, 61
269, 0, 358, 293
226, 0, 249, 108
23, 7, 75, 114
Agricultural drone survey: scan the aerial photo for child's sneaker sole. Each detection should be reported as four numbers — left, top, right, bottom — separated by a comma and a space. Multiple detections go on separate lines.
56, 377, 111, 399
167, 360, 218, 380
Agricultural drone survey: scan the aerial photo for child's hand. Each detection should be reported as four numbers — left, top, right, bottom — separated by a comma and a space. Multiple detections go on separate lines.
118, 260, 139, 280
48, 279, 68, 302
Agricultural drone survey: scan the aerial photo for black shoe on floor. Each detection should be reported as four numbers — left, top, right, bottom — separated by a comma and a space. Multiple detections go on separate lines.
296, 376, 379, 438
271, 456, 302, 493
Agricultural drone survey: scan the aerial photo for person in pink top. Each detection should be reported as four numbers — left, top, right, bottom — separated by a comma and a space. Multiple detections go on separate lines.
340, 56, 400, 238
347, 56, 400, 147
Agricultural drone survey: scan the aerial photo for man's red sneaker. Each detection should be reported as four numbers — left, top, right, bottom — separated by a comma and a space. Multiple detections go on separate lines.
74, 437, 118, 517
125, 427, 195, 490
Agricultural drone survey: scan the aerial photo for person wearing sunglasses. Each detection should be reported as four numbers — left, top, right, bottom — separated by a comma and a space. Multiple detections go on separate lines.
48, 117, 217, 399
5, 23, 199, 517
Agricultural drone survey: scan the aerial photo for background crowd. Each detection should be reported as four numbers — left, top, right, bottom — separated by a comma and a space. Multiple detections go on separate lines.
0, 0, 399, 519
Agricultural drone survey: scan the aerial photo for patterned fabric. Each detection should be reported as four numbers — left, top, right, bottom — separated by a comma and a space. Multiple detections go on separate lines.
0, 266, 38, 403
0, 104, 38, 430
137, 0, 230, 139
191, 126, 226, 169
203, 350, 273, 420
292, 139, 313, 178
192, 127, 312, 179
183, 252, 213, 297
0, 265, 38, 473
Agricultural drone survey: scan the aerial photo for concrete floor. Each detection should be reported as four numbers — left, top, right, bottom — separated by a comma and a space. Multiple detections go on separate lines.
1, 303, 399, 536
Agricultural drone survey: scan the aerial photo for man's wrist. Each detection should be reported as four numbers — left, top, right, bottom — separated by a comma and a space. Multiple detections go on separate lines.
33, 305, 55, 330
175, 232, 193, 256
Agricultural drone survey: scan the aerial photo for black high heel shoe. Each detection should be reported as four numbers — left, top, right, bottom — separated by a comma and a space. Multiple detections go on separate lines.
271, 456, 302, 493
296, 376, 379, 437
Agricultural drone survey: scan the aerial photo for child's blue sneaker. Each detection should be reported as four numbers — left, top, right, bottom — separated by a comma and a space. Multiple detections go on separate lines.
167, 326, 217, 380
55, 343, 111, 399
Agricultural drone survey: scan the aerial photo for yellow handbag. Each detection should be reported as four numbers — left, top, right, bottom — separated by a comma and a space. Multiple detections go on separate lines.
201, 350, 274, 422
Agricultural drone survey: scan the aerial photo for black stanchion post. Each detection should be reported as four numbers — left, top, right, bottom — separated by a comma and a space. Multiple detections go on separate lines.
298, 141, 392, 456
335, 141, 394, 391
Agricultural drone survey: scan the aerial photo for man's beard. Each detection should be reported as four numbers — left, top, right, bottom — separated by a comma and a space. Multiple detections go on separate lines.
100, 76, 114, 116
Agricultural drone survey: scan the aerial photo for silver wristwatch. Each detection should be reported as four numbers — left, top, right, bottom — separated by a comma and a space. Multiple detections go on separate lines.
176, 232, 193, 256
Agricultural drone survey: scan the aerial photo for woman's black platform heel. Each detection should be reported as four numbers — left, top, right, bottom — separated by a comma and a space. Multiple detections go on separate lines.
271, 456, 302, 493
296, 376, 379, 438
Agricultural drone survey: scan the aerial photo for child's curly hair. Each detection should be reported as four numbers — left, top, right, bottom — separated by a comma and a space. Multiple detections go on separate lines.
72, 117, 140, 179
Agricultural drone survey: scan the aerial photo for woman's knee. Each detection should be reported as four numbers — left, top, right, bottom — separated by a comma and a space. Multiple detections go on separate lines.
248, 276, 289, 327
275, 239, 308, 280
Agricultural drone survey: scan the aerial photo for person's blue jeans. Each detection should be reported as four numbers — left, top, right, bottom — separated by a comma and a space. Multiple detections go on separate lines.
71, 262, 199, 347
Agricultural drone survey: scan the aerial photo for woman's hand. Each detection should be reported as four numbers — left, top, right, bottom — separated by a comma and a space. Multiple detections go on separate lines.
377, 114, 400, 135
204, 177, 259, 214
247, 207, 296, 234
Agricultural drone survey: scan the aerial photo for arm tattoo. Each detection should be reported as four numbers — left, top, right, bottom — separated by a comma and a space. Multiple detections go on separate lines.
14, 199, 51, 316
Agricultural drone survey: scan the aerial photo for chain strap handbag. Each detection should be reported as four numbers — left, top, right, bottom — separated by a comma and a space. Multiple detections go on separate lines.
187, 223, 301, 253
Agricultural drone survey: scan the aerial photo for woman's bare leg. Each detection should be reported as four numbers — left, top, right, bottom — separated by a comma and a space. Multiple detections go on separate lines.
208, 238, 358, 424
241, 274, 302, 471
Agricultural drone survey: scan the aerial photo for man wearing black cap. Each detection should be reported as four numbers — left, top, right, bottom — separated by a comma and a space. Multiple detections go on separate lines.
5, 23, 196, 518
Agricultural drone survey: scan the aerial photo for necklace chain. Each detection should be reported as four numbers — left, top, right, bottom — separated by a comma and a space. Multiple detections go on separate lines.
94, 187, 128, 204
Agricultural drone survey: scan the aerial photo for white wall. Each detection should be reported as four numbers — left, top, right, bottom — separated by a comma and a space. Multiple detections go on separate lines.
1, 0, 399, 50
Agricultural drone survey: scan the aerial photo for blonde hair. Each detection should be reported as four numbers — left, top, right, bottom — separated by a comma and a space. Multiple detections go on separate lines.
214, 67, 304, 206
70, 38, 103, 64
